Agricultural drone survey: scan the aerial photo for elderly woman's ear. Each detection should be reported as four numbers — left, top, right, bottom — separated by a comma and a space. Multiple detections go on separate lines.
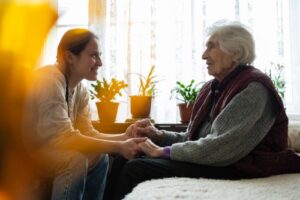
231, 50, 242, 63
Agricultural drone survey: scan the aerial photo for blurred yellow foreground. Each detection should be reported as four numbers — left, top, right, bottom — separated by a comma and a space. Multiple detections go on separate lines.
0, 0, 57, 199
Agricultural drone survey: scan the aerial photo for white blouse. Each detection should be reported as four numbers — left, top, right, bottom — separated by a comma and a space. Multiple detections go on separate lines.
23, 65, 98, 149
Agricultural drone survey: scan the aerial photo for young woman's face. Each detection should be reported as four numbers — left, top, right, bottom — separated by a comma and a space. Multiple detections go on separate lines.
71, 38, 102, 81
202, 35, 237, 81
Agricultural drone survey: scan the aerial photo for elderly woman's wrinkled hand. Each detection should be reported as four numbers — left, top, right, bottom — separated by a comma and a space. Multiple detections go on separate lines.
135, 118, 152, 128
124, 123, 147, 138
135, 122, 162, 140
139, 138, 164, 158
125, 119, 153, 138
125, 118, 164, 143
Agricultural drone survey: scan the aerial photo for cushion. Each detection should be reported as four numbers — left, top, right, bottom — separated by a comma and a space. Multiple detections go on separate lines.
124, 173, 300, 200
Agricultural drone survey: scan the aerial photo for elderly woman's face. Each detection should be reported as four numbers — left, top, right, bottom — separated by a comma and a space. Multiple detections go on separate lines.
202, 35, 237, 81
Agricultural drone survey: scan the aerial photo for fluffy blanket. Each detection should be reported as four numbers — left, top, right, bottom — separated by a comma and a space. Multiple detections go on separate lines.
124, 173, 300, 200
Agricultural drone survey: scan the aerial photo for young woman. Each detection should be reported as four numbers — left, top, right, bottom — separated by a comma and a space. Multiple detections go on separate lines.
23, 28, 145, 200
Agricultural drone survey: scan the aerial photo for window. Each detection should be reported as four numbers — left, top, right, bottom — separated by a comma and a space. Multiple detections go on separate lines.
41, 0, 89, 65
41, 0, 300, 123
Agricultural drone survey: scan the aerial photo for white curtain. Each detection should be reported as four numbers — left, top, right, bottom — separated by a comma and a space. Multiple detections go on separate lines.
89, 0, 208, 122
42, 0, 300, 123
87, 0, 300, 123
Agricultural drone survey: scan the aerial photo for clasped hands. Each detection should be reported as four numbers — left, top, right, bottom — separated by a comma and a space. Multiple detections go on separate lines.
125, 119, 164, 159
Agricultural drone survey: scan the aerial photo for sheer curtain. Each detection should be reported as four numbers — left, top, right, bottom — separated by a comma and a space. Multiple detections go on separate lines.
42, 0, 300, 123
89, 0, 208, 122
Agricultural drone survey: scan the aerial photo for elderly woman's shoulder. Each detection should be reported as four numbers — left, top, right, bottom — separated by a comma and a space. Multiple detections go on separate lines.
244, 82, 273, 102
247, 81, 268, 92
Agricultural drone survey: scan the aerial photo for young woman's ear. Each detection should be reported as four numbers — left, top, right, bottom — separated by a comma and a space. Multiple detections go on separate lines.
64, 50, 75, 64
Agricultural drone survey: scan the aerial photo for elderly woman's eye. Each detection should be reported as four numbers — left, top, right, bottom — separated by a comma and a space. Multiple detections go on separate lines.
206, 44, 212, 49
207, 43, 215, 49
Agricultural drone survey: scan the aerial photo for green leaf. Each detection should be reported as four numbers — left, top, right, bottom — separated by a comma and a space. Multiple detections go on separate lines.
170, 80, 204, 103
89, 77, 128, 102
134, 65, 157, 96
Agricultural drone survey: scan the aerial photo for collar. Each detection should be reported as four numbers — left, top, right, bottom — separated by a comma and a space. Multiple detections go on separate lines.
211, 64, 251, 93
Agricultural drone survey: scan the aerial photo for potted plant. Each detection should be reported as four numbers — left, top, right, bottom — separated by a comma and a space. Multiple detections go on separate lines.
129, 65, 157, 120
171, 80, 203, 123
90, 78, 128, 123
266, 62, 285, 99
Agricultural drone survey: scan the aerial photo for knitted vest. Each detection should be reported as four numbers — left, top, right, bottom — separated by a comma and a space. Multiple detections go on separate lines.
187, 65, 300, 177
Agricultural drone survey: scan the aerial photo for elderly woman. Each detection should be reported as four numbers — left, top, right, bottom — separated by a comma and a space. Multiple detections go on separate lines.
105, 22, 300, 200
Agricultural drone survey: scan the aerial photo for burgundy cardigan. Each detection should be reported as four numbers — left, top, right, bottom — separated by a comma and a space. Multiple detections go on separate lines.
187, 65, 300, 177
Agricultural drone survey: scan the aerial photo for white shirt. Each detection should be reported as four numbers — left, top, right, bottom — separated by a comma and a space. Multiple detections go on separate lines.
23, 65, 98, 149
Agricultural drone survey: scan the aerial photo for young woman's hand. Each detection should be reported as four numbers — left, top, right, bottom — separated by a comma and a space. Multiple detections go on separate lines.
118, 137, 147, 160
124, 124, 136, 138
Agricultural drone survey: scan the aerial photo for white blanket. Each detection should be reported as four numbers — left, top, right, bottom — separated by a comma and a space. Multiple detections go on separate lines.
124, 173, 300, 200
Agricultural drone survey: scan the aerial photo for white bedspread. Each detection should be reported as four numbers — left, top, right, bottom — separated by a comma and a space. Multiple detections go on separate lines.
124, 173, 300, 200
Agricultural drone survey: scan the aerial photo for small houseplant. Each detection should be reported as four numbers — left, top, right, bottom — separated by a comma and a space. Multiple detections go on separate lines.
267, 62, 285, 99
90, 78, 128, 123
171, 80, 203, 123
129, 65, 157, 119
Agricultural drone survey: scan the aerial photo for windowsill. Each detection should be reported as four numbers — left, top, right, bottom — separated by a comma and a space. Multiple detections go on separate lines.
288, 114, 300, 128
92, 121, 188, 133
91, 114, 300, 133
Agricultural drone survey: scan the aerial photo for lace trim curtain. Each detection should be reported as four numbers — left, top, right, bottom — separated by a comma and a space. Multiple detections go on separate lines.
88, 0, 300, 122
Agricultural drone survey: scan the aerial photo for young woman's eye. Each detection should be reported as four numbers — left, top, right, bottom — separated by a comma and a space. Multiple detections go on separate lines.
91, 53, 99, 59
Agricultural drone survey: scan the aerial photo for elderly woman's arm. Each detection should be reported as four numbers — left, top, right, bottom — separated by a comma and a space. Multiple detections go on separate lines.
168, 82, 278, 166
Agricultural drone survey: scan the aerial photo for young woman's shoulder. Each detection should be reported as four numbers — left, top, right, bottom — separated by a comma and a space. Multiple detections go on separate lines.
33, 64, 65, 86
29, 64, 66, 99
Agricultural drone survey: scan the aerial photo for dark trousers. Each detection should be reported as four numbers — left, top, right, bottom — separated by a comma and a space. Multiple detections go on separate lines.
104, 155, 242, 200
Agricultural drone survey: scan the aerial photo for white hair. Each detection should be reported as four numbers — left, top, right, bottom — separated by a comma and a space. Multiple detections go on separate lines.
207, 21, 255, 65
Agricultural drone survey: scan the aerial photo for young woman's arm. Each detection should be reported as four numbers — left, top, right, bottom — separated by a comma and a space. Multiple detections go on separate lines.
50, 131, 146, 160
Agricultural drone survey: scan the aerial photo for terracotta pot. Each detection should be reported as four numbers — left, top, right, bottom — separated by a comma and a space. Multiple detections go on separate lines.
130, 96, 152, 118
178, 103, 193, 123
96, 102, 119, 123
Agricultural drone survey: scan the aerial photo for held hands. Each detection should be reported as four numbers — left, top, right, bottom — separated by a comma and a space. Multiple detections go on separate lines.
119, 137, 147, 160
118, 137, 164, 159
123, 119, 164, 158
124, 119, 149, 138
138, 138, 164, 158
125, 119, 163, 142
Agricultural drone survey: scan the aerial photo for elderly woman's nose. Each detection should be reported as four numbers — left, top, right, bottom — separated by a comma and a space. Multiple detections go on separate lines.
202, 49, 208, 59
